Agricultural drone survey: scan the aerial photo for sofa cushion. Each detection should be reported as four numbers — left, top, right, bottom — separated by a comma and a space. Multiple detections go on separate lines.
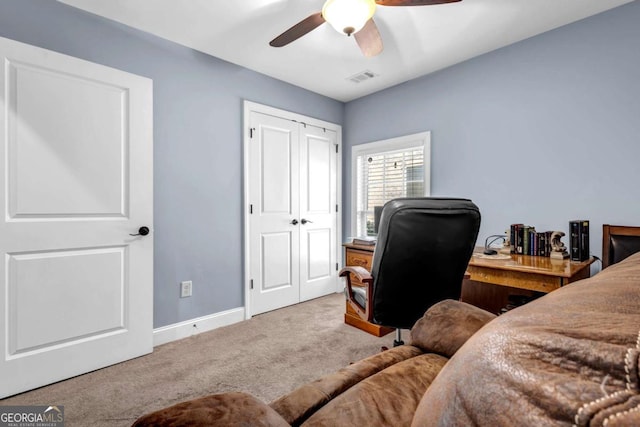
303, 353, 448, 427
412, 252, 640, 427
409, 299, 496, 357
132, 392, 289, 427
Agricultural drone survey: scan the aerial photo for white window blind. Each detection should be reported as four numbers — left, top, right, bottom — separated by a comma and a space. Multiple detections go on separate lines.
355, 146, 425, 236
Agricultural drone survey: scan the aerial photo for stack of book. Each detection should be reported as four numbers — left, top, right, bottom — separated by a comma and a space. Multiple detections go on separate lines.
509, 224, 552, 256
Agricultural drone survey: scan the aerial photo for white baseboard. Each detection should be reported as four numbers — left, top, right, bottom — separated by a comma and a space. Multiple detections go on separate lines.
153, 307, 246, 347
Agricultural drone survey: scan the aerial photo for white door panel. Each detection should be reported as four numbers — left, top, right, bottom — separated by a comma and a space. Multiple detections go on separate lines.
0, 36, 153, 398
261, 232, 294, 290
305, 228, 332, 280
261, 127, 294, 214
305, 135, 333, 213
8, 61, 126, 217
8, 248, 125, 354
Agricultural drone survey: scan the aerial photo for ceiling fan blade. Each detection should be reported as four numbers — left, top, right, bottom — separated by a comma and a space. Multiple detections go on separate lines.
375, 0, 461, 6
269, 12, 326, 47
354, 19, 383, 57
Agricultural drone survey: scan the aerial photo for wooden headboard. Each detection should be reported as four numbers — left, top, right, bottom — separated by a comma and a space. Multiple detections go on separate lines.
602, 224, 640, 268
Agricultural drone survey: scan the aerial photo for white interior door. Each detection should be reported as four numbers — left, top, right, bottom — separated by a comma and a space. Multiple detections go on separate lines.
0, 36, 153, 398
248, 112, 300, 315
299, 126, 337, 301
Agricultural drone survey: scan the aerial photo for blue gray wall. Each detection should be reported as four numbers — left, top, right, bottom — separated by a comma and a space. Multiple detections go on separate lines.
0, 0, 344, 327
344, 1, 640, 269
1, 0, 637, 328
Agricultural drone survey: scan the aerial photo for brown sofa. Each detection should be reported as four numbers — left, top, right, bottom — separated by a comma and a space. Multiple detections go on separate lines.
133, 252, 640, 426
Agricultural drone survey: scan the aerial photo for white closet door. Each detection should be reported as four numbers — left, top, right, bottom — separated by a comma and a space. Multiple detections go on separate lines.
0, 36, 153, 398
247, 106, 340, 316
248, 112, 301, 315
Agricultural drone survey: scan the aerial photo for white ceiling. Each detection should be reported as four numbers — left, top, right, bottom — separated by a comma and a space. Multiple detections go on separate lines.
58, 0, 633, 102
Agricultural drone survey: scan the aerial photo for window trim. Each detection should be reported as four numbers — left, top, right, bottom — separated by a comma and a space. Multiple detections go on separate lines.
350, 131, 431, 237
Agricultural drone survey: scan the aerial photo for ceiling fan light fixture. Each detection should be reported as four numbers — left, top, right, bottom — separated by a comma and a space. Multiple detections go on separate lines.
322, 0, 376, 36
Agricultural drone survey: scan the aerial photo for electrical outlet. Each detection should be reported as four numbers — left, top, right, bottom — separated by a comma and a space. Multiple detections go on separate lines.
180, 281, 192, 298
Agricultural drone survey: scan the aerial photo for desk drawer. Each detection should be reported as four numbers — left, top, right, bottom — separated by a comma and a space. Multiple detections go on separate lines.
346, 249, 373, 270
345, 248, 373, 287
467, 265, 562, 293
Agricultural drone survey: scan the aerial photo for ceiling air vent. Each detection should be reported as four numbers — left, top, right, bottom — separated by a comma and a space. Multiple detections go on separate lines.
347, 70, 378, 84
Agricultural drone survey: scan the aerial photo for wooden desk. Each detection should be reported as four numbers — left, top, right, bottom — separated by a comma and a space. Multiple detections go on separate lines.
467, 248, 594, 292
343, 244, 595, 330
342, 243, 393, 337
463, 248, 595, 313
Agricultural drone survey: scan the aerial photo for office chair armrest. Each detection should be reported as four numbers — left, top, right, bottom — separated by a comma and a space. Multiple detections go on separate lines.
339, 266, 372, 282
339, 266, 374, 322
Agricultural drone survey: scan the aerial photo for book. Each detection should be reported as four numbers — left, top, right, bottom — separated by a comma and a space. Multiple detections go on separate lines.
352, 236, 377, 246
510, 224, 523, 254
521, 225, 535, 255
544, 231, 553, 257
570, 220, 590, 261
515, 224, 524, 254
543, 232, 550, 256
528, 227, 536, 255
580, 221, 590, 261
570, 221, 580, 261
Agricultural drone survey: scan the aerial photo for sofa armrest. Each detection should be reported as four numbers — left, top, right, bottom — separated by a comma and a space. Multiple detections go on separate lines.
409, 299, 496, 358
132, 392, 290, 427
270, 345, 423, 425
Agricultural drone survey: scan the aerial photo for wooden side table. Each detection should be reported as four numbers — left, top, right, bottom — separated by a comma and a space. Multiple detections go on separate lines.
342, 243, 393, 337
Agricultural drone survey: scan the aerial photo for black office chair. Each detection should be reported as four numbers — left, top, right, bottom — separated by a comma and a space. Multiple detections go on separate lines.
341, 197, 481, 346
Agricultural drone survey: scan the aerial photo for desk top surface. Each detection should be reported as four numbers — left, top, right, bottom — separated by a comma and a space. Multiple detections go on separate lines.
468, 247, 595, 278
344, 243, 595, 278
343, 242, 376, 252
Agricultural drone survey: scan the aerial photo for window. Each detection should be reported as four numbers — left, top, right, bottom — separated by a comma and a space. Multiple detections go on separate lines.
352, 132, 431, 237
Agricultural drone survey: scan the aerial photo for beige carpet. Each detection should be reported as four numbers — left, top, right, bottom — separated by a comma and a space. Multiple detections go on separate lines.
1, 293, 394, 426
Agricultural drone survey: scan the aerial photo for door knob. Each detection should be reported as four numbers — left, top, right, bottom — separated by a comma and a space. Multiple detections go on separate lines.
130, 226, 150, 236
301, 219, 313, 225
290, 219, 299, 225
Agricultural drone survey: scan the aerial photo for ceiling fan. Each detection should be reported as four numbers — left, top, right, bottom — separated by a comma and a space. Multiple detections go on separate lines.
269, 0, 462, 57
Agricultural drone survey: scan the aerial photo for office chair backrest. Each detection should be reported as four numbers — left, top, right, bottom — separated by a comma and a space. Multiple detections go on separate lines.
370, 198, 481, 329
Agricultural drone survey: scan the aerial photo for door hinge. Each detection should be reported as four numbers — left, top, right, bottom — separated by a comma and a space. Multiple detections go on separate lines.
250, 204, 253, 214
336, 204, 339, 213
250, 279, 254, 290
336, 263, 339, 271
249, 127, 255, 138
335, 144, 339, 153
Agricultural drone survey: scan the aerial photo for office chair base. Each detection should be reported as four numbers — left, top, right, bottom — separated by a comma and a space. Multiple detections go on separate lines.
393, 329, 404, 347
